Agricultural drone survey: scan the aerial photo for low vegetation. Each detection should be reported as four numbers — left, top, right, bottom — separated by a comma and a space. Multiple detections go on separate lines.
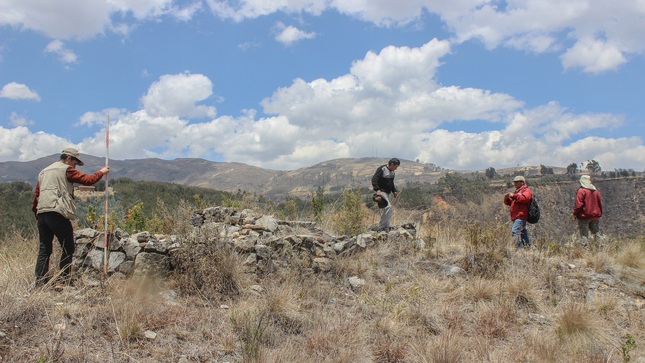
1, 175, 644, 362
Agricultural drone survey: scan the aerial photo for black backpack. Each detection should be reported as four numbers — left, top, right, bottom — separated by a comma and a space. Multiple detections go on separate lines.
527, 197, 540, 224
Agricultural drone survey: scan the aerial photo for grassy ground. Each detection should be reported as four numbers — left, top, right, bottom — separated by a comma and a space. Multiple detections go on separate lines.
1, 195, 644, 363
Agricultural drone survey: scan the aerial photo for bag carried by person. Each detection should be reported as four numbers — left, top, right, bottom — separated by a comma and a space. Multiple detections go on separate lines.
527, 197, 540, 224
372, 193, 387, 209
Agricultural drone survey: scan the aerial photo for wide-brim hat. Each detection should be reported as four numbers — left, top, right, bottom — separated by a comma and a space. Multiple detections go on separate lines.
513, 175, 525, 182
62, 147, 84, 166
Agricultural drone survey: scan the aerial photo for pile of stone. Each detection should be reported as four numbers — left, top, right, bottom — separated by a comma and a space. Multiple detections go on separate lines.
73, 206, 424, 277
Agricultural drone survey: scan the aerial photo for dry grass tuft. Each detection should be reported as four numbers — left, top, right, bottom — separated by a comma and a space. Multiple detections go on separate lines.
372, 335, 407, 363
461, 249, 507, 278
500, 272, 542, 312
261, 284, 305, 335
616, 242, 645, 269
171, 239, 244, 301
589, 251, 615, 274
555, 302, 614, 357
229, 307, 270, 362
473, 301, 517, 339
303, 316, 369, 362
330, 253, 370, 279
410, 330, 465, 363
465, 277, 498, 302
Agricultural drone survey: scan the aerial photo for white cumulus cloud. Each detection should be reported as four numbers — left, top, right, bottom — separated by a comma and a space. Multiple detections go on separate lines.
561, 37, 627, 73
141, 73, 216, 119
44, 40, 77, 64
0, 125, 70, 161
3, 0, 644, 73
9, 112, 35, 127
274, 22, 316, 45
205, 0, 645, 73
1, 40, 643, 171
0, 0, 199, 39
0, 82, 40, 101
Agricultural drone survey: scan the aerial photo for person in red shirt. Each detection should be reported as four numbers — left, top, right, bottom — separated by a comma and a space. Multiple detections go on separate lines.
32, 148, 109, 287
504, 175, 533, 248
573, 174, 603, 241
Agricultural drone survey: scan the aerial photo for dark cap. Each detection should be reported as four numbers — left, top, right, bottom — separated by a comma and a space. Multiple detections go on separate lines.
388, 158, 400, 166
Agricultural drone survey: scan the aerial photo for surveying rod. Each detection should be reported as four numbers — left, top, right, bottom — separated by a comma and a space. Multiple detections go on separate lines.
103, 115, 110, 274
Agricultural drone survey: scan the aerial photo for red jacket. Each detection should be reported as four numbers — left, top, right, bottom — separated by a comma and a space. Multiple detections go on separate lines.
573, 187, 602, 220
504, 184, 532, 221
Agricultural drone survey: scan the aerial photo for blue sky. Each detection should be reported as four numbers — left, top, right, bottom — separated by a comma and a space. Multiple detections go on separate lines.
1, 0, 644, 171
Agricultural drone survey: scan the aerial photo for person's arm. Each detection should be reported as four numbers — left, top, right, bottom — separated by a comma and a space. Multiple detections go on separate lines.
31, 181, 40, 217
66, 167, 108, 185
573, 189, 584, 218
371, 167, 383, 191
513, 188, 532, 204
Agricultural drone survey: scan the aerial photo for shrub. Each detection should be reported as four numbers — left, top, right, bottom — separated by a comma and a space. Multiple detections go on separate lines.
171, 239, 242, 301
331, 189, 368, 235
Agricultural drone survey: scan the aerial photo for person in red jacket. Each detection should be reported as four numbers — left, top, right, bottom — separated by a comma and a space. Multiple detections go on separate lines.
573, 174, 603, 240
504, 175, 533, 248
32, 148, 109, 287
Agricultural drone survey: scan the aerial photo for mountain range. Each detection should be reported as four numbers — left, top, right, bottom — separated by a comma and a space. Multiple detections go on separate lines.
0, 154, 552, 199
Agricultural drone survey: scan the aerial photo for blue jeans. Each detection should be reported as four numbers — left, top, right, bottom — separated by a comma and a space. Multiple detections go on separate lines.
512, 219, 530, 248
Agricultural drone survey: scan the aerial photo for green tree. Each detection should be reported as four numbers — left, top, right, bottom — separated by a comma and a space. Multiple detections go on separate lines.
586, 159, 601, 174
86, 204, 99, 229
0, 181, 37, 238
438, 173, 490, 204
485, 167, 496, 179
397, 184, 435, 209
540, 164, 554, 175
125, 202, 146, 233
284, 199, 298, 220
566, 163, 578, 176
311, 186, 325, 221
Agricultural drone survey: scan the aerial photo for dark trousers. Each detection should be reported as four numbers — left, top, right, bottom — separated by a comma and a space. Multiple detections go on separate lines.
35, 212, 75, 284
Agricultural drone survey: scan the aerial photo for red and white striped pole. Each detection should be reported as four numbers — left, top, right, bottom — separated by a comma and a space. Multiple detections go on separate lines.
103, 115, 110, 274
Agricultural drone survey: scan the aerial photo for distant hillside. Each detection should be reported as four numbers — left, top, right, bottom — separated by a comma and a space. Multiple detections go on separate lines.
0, 154, 561, 199
3, 155, 644, 238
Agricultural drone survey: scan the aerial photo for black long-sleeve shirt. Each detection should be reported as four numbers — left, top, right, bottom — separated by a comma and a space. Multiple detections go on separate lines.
371, 165, 397, 193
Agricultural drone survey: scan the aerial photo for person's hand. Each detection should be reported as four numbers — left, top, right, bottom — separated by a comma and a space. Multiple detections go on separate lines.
393, 192, 399, 198
100, 166, 110, 174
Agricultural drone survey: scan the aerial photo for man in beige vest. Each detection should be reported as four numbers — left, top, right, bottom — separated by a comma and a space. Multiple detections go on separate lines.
32, 148, 109, 287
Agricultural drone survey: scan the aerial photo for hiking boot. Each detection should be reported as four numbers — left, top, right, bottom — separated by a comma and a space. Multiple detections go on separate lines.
34, 277, 50, 289
52, 282, 66, 292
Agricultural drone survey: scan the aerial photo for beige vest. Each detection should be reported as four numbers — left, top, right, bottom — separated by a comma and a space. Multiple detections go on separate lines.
36, 161, 77, 220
